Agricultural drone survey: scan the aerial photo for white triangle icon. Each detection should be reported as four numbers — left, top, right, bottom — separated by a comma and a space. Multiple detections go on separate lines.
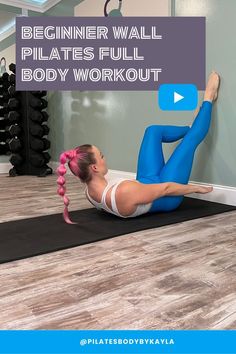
174, 92, 184, 103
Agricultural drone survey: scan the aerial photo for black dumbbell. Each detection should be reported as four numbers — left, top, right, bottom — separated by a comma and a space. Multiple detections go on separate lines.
6, 124, 21, 137
29, 109, 48, 123
30, 137, 50, 152
0, 91, 9, 101
0, 97, 5, 106
0, 131, 9, 140
0, 82, 10, 92
29, 95, 48, 109
30, 151, 46, 167
43, 151, 51, 163
10, 153, 23, 166
30, 122, 49, 138
9, 167, 18, 177
41, 111, 49, 122
0, 117, 7, 129
8, 74, 15, 84
8, 85, 16, 97
9, 63, 16, 74
7, 111, 20, 123
1, 72, 9, 81
8, 98, 19, 110
0, 105, 8, 116
0, 85, 10, 93
7, 137, 22, 152
0, 141, 9, 154
38, 166, 53, 177
29, 110, 44, 124
31, 91, 47, 98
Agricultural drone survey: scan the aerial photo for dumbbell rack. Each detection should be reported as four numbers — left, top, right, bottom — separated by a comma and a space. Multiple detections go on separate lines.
0, 72, 11, 155
0, 63, 52, 177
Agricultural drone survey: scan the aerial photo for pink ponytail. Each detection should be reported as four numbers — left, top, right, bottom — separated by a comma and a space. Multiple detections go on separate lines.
56, 145, 95, 225
56, 149, 78, 224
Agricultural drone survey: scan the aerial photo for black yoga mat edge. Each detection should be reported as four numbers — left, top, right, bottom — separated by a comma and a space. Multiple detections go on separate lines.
0, 197, 236, 264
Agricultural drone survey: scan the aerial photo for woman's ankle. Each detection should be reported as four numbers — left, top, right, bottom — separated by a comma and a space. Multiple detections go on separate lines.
202, 100, 213, 106
203, 93, 214, 102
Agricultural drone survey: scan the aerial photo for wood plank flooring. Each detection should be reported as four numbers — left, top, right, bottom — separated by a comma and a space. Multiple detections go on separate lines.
0, 173, 235, 329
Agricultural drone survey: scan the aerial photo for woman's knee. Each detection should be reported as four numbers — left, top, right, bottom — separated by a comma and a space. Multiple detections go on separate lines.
144, 125, 161, 135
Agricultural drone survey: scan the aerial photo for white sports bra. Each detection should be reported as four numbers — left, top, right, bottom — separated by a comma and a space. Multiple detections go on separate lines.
85, 178, 152, 218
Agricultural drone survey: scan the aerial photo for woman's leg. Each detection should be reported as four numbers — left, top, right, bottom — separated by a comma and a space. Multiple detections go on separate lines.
136, 125, 190, 182
139, 71, 220, 212
160, 101, 212, 184
150, 101, 213, 212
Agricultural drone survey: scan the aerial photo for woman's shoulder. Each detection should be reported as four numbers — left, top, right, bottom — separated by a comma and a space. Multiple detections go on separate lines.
114, 179, 141, 195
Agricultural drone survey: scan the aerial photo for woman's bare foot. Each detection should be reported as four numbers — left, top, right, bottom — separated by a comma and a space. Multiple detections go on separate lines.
204, 71, 220, 102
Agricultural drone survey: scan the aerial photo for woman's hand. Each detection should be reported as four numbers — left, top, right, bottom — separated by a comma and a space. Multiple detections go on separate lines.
195, 185, 213, 194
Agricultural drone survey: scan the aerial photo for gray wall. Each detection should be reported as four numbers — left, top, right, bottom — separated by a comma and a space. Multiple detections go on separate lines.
1, 0, 236, 188
174, 0, 236, 187
48, 89, 201, 173
55, 0, 235, 187
50, 0, 236, 187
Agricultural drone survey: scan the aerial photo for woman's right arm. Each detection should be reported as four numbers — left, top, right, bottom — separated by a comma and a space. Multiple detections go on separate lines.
165, 182, 213, 196
119, 181, 213, 205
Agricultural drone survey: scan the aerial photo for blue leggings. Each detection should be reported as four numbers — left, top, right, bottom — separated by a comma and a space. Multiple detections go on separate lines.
136, 101, 213, 212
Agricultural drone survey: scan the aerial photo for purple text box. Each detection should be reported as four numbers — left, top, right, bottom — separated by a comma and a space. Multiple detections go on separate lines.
16, 16, 205, 91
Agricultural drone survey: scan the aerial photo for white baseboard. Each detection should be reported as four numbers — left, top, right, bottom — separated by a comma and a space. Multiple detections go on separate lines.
1, 161, 236, 206
0, 161, 55, 174
187, 181, 236, 206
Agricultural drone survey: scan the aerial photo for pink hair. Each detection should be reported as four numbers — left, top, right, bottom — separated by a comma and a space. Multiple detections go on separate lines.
56, 147, 87, 224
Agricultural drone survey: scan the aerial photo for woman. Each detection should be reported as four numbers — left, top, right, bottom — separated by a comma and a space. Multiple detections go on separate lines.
57, 71, 220, 224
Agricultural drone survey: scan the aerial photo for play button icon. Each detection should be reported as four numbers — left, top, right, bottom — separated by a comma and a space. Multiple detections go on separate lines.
158, 84, 198, 111
174, 92, 184, 103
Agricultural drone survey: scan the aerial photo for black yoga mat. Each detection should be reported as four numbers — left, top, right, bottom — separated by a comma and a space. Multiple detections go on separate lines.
0, 197, 236, 264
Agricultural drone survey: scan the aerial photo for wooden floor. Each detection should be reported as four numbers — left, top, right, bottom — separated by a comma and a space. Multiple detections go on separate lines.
0, 173, 236, 329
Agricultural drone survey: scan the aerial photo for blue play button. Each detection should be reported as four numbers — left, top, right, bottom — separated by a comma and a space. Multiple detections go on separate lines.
158, 84, 198, 111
